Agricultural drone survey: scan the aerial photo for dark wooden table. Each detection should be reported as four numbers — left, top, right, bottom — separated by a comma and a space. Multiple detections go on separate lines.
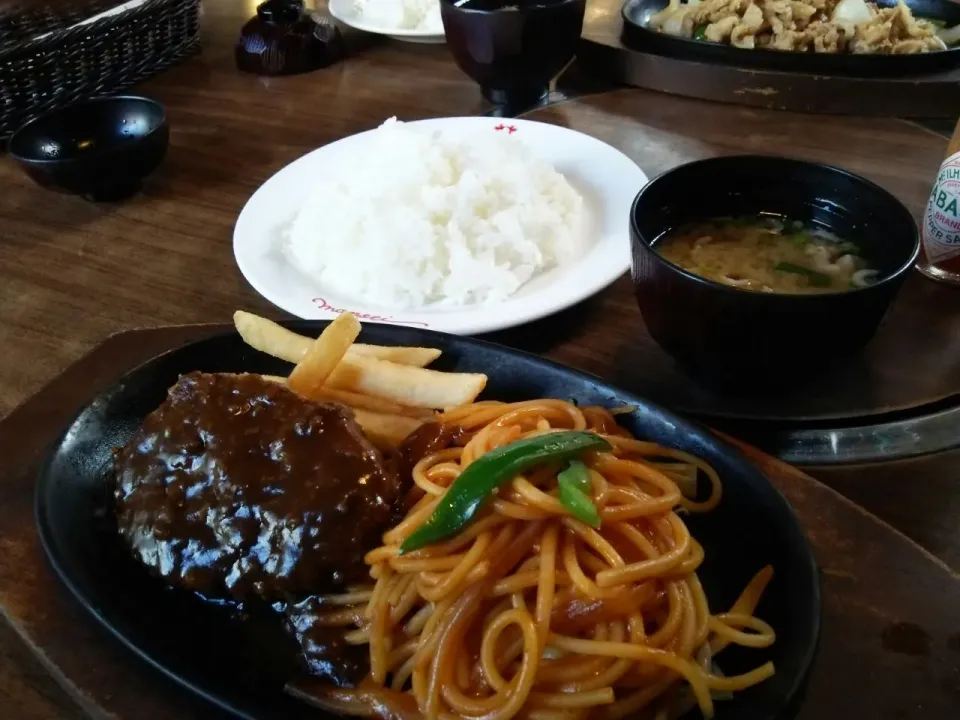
1, 1, 958, 718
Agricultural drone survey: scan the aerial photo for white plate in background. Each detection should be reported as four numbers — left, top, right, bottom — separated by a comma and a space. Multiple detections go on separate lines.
233, 116, 648, 335
327, 0, 446, 43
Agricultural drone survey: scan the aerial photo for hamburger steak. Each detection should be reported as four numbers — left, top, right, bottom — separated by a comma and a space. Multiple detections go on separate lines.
113, 372, 401, 603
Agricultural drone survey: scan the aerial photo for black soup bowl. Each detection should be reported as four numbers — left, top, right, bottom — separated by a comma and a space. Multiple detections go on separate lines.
8, 95, 169, 202
631, 155, 920, 389
440, 0, 586, 107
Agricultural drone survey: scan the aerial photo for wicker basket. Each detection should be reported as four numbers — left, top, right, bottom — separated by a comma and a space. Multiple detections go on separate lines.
0, 0, 201, 141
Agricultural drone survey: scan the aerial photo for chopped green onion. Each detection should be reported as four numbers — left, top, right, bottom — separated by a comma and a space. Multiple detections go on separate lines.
692, 25, 707, 41
773, 261, 832, 287
833, 242, 860, 255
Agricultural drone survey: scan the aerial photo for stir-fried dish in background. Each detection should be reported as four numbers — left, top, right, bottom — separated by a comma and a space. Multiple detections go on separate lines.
649, 0, 955, 53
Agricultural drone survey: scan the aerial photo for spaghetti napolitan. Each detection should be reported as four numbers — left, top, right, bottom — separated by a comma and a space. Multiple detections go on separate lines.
307, 399, 776, 719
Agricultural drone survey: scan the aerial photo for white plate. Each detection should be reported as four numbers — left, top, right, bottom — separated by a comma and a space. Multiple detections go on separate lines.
233, 117, 648, 335
327, 0, 446, 43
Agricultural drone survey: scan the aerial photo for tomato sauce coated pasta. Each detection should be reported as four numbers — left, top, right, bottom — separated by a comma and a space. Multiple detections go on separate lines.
304, 400, 776, 720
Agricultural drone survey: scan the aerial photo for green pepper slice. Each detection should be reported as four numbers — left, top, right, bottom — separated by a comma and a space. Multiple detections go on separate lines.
557, 460, 591, 493
557, 461, 601, 528
400, 431, 611, 554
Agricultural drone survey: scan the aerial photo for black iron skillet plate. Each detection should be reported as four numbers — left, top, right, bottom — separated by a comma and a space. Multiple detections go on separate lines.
622, 0, 960, 75
35, 322, 820, 720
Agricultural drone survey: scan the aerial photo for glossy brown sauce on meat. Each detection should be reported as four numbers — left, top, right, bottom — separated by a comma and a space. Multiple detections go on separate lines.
113, 373, 461, 689
114, 371, 401, 599
394, 421, 467, 511
281, 421, 469, 686
285, 596, 369, 687
395, 421, 466, 480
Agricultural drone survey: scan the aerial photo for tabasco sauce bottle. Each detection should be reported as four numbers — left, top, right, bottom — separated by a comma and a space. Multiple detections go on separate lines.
919, 124, 960, 284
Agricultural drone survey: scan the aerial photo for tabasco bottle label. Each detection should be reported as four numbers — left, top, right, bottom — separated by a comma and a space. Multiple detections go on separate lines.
923, 151, 960, 264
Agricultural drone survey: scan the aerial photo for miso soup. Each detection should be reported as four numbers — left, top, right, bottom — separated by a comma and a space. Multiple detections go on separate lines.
655, 215, 878, 294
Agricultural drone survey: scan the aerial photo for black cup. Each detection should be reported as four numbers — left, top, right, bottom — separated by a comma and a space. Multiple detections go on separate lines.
440, 0, 586, 107
630, 155, 920, 390
8, 95, 169, 202
235, 0, 344, 76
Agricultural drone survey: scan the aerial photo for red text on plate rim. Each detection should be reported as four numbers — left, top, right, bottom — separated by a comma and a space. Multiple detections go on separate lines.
311, 297, 431, 328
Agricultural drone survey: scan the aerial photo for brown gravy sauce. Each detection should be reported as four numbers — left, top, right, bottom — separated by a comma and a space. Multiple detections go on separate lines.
113, 373, 465, 690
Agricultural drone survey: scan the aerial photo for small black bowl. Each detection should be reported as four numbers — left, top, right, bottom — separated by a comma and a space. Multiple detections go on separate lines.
630, 155, 920, 389
8, 95, 169, 202
440, 0, 586, 107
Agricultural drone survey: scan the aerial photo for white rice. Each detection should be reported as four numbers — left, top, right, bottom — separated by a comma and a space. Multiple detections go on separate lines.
284, 118, 585, 309
353, 0, 442, 32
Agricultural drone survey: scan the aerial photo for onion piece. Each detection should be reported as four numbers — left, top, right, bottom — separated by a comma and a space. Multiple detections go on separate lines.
831, 0, 874, 24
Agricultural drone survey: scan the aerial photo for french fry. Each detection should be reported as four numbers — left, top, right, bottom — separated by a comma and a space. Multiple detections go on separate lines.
259, 375, 432, 436
234, 311, 441, 366
312, 387, 436, 421
352, 410, 426, 451
263, 372, 433, 419
234, 311, 310, 364
236, 310, 486, 411
327, 354, 487, 410
349, 344, 441, 367
287, 313, 362, 398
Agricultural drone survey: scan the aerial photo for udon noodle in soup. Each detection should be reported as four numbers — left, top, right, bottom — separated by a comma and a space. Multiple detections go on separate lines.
656, 215, 878, 293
